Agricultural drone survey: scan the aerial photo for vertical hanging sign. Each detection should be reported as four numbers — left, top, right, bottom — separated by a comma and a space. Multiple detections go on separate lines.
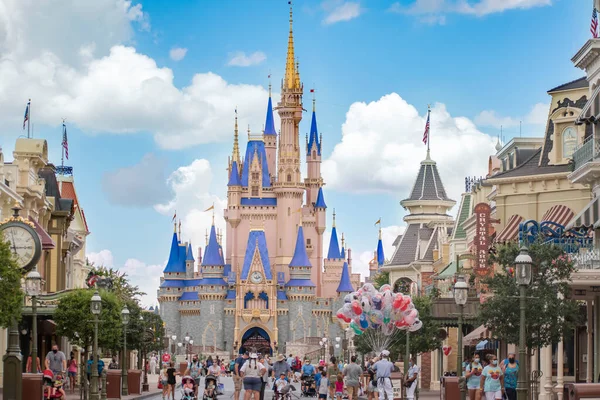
474, 203, 491, 276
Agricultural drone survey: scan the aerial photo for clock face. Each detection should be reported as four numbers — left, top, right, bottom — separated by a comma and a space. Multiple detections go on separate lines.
2, 224, 38, 269
250, 271, 263, 284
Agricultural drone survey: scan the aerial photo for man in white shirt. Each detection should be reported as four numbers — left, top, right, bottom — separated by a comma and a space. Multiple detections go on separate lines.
405, 357, 420, 400
373, 350, 394, 400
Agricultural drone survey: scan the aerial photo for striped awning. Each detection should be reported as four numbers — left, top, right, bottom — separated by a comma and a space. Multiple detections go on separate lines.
495, 214, 523, 243
541, 205, 574, 227
577, 84, 600, 124
566, 197, 600, 229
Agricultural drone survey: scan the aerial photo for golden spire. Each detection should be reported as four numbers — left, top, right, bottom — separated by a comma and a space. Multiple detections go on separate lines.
312, 87, 316, 112
232, 108, 240, 164
268, 71, 272, 97
178, 219, 182, 239
332, 208, 336, 228
341, 232, 345, 248
205, 229, 208, 246
284, 1, 299, 90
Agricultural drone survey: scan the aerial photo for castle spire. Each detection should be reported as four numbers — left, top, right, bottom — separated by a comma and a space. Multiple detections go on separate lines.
307, 90, 321, 156
284, 1, 299, 90
336, 261, 354, 293
327, 211, 341, 259
264, 92, 276, 135
202, 225, 222, 266
376, 230, 385, 267
163, 230, 186, 273
232, 108, 241, 163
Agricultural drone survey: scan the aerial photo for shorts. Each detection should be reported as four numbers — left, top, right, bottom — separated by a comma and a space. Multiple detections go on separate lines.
319, 395, 327, 399
485, 390, 502, 400
68, 371, 77, 377
193, 377, 201, 387
234, 375, 243, 391
244, 377, 262, 391
335, 392, 343, 397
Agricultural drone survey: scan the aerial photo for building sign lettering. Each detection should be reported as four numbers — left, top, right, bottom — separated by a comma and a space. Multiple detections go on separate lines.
474, 203, 491, 276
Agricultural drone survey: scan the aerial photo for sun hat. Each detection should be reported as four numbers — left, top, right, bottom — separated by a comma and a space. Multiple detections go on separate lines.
278, 354, 285, 361
249, 353, 258, 359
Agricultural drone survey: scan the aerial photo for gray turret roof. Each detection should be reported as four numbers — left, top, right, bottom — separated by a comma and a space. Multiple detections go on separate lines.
404, 153, 452, 202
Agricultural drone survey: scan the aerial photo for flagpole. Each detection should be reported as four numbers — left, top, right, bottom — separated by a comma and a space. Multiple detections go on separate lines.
61, 120, 65, 168
427, 104, 431, 153
28, 99, 31, 139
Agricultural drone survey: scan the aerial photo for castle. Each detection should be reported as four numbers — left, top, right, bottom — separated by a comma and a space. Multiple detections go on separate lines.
157, 3, 365, 355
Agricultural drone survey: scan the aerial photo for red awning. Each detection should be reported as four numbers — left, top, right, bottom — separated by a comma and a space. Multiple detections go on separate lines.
29, 217, 55, 250
542, 205, 574, 227
495, 214, 523, 243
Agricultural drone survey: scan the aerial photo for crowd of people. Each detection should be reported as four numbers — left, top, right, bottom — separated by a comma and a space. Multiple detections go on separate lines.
462, 352, 519, 400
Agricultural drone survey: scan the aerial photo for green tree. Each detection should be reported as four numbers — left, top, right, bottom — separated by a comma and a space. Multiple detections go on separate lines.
0, 238, 24, 328
54, 289, 123, 353
89, 264, 145, 302
478, 241, 580, 348
371, 271, 390, 290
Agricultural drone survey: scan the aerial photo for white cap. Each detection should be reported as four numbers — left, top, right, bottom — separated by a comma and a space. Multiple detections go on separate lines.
249, 353, 258, 359
381, 350, 390, 357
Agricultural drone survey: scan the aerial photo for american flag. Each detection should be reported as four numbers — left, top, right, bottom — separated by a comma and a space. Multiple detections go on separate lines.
62, 123, 69, 159
592, 7, 598, 38
23, 101, 30, 130
423, 112, 430, 145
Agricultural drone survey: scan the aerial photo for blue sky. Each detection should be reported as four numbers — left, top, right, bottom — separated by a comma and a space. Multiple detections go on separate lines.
0, 0, 592, 305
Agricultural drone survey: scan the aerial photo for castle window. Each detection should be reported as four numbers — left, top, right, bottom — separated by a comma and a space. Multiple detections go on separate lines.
251, 186, 259, 196
288, 207, 291, 216
307, 238, 311, 245
287, 174, 292, 182
279, 238, 282, 248
312, 150, 316, 160
563, 127, 577, 158
252, 172, 259, 180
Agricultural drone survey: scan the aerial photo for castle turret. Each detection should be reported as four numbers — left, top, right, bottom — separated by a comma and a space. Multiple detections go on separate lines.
340, 233, 346, 260
163, 224, 186, 275
185, 242, 195, 279
264, 85, 277, 180
336, 261, 354, 293
376, 228, 385, 267
327, 211, 341, 260
305, 96, 322, 206
287, 224, 316, 288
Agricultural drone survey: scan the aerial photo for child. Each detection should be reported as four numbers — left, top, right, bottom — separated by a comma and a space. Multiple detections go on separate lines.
318, 370, 329, 400
275, 372, 288, 398
53, 374, 67, 400
315, 366, 323, 391
335, 373, 344, 400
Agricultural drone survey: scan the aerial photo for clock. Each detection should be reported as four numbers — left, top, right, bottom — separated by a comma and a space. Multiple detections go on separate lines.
250, 271, 263, 284
1, 220, 42, 273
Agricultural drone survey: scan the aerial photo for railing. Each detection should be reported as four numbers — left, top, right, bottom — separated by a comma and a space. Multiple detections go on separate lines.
573, 134, 600, 171
572, 248, 600, 270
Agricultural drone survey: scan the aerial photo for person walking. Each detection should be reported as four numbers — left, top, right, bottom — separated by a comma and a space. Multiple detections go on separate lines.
67, 354, 78, 394
185, 354, 203, 397
372, 350, 394, 400
258, 355, 269, 400
479, 355, 505, 400
166, 361, 179, 400
343, 355, 362, 400
26, 351, 41, 373
150, 354, 157, 375
502, 354, 518, 400
45, 344, 67, 377
272, 354, 292, 392
318, 370, 329, 400
465, 354, 483, 400
366, 357, 379, 400
234, 352, 249, 400
327, 357, 340, 400
240, 353, 267, 400
405, 357, 419, 400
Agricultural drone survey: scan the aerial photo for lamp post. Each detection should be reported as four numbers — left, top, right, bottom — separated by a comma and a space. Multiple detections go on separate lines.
335, 337, 341, 359
178, 342, 183, 356
121, 305, 130, 396
453, 275, 468, 400
25, 268, 42, 374
171, 335, 177, 355
515, 247, 532, 400
184, 334, 191, 360
90, 291, 102, 400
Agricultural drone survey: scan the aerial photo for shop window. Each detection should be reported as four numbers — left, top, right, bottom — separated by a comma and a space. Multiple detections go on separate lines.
563, 127, 577, 158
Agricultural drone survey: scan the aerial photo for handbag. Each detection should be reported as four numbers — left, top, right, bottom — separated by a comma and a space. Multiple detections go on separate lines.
158, 381, 163, 389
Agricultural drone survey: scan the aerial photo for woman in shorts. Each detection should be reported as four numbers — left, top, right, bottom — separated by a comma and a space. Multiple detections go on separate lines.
240, 353, 267, 400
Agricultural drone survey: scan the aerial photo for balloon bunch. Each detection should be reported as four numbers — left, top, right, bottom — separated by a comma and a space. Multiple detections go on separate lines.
336, 283, 423, 336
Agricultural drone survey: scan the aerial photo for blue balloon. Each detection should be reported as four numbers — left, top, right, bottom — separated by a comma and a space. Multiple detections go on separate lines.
359, 313, 369, 329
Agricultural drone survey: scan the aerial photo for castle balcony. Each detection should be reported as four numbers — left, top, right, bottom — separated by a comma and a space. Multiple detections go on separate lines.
240, 308, 272, 323
570, 135, 600, 185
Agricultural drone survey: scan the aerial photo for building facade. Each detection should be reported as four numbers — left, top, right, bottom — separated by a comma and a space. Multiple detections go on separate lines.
158, 5, 360, 356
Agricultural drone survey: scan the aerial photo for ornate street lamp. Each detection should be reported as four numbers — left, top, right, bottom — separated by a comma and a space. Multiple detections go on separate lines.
335, 337, 341, 358
171, 335, 177, 355
453, 275, 468, 400
178, 342, 183, 356
121, 305, 130, 396
25, 268, 42, 374
90, 291, 102, 400
515, 247, 532, 400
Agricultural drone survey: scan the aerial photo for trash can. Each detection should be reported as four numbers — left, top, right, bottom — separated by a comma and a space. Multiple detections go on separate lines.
180, 361, 188, 375
440, 377, 459, 400
127, 369, 142, 395
106, 369, 122, 399
564, 383, 600, 399
22, 372, 44, 400
390, 371, 403, 400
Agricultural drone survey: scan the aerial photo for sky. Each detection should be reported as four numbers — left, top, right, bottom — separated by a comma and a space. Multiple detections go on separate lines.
0, 0, 591, 306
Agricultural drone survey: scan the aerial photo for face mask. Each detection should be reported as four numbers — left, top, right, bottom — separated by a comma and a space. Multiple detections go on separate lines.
492, 360, 498, 366
409, 362, 413, 367
53, 349, 58, 354
508, 358, 515, 363
474, 359, 480, 364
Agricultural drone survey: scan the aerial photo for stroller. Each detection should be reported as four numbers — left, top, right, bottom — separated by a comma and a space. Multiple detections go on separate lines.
301, 375, 317, 397
43, 370, 65, 400
275, 382, 298, 400
203, 375, 218, 400
181, 375, 197, 400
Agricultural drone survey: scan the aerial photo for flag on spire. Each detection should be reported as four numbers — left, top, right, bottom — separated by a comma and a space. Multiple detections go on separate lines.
204, 204, 215, 212
23, 101, 30, 130
62, 122, 69, 160
374, 218, 381, 226
423, 111, 430, 145
592, 6, 599, 38
171, 211, 177, 222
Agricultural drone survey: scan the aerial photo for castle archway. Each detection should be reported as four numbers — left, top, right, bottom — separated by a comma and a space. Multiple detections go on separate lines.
240, 326, 272, 355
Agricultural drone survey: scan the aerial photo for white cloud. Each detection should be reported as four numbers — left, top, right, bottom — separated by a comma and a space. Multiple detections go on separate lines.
322, 1, 363, 25
322, 93, 495, 207
389, 0, 551, 20
169, 47, 188, 61
0, 1, 274, 150
474, 102, 548, 128
227, 51, 267, 67
87, 249, 115, 268
154, 159, 227, 255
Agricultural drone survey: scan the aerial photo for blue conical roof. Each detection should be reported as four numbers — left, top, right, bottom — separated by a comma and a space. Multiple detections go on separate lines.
377, 238, 385, 266
327, 227, 341, 259
228, 161, 241, 186
336, 261, 354, 293
186, 243, 195, 262
341, 246, 345, 260
289, 226, 312, 267
164, 232, 186, 273
264, 96, 276, 135
202, 225, 222, 266
307, 110, 321, 156
315, 187, 327, 208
